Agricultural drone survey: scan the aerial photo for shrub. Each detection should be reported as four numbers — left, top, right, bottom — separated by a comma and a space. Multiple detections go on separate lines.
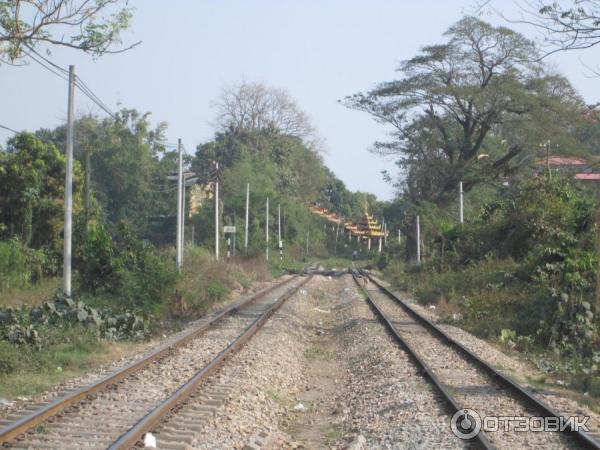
75, 222, 178, 314
0, 238, 49, 290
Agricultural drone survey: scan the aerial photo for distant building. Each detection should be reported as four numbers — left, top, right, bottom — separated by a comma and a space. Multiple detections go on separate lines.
536, 155, 600, 181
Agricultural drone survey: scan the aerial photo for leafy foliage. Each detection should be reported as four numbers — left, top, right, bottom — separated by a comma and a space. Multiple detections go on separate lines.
345, 16, 584, 204
0, 0, 136, 64
76, 222, 178, 313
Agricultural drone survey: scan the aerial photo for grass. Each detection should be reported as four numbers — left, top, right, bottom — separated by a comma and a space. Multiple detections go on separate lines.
0, 325, 114, 399
0, 277, 60, 309
304, 345, 332, 361
266, 388, 293, 409
325, 423, 343, 445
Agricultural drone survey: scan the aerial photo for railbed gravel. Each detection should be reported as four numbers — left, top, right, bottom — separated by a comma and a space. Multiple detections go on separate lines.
336, 276, 466, 449
367, 283, 580, 449
374, 276, 600, 438
0, 277, 282, 420
4, 277, 298, 449
174, 275, 469, 449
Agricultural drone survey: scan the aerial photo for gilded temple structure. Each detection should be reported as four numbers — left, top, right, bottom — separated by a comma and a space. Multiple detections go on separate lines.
308, 203, 386, 253
355, 210, 384, 252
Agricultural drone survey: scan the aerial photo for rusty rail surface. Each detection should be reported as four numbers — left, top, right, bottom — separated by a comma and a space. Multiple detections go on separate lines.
109, 274, 312, 449
358, 269, 600, 450
0, 274, 301, 445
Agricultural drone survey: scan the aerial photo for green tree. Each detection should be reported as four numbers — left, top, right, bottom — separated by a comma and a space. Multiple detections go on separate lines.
345, 17, 583, 204
0, 0, 137, 65
38, 110, 175, 241
0, 132, 82, 257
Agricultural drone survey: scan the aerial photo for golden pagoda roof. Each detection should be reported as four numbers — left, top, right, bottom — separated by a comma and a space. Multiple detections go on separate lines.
357, 212, 384, 237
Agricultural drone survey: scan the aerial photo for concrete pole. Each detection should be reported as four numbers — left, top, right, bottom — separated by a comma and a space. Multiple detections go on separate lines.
244, 183, 249, 254
63, 65, 76, 297
398, 229, 401, 244
215, 162, 219, 261
266, 197, 269, 261
278, 204, 283, 260
416, 215, 421, 264
378, 236, 382, 253
176, 139, 183, 269
459, 181, 464, 224
334, 222, 339, 255
368, 238, 371, 251
181, 175, 185, 264
192, 225, 195, 247
306, 228, 309, 257
384, 221, 387, 246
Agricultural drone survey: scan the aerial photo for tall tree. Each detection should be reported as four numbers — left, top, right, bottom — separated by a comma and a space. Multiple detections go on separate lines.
0, 0, 137, 65
344, 17, 583, 204
0, 132, 82, 253
213, 81, 320, 150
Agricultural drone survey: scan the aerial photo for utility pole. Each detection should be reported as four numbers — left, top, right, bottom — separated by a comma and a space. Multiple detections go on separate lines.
416, 215, 421, 264
84, 145, 91, 215
215, 162, 219, 261
459, 181, 464, 224
398, 229, 401, 244
233, 210, 236, 257
63, 65, 76, 298
384, 221, 387, 247
546, 140, 551, 176
176, 139, 183, 270
181, 173, 186, 264
244, 183, 250, 255
334, 222, 339, 255
306, 228, 309, 257
265, 197, 269, 261
278, 204, 282, 261
192, 225, 195, 247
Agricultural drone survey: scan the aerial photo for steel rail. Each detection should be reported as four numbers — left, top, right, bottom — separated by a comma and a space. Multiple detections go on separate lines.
362, 270, 600, 450
350, 270, 494, 450
0, 274, 301, 445
109, 274, 312, 449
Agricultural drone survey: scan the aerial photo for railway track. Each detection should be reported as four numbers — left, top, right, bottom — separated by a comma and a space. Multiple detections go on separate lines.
0, 273, 311, 450
352, 269, 600, 450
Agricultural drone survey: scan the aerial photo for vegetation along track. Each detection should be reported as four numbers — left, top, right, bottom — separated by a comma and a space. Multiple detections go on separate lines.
0, 274, 311, 450
352, 269, 600, 450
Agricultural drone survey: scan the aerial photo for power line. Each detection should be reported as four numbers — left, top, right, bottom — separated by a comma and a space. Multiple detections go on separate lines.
24, 45, 116, 118
0, 124, 18, 134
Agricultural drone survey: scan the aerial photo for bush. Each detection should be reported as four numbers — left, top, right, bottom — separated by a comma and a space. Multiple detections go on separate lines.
0, 238, 49, 290
75, 222, 178, 314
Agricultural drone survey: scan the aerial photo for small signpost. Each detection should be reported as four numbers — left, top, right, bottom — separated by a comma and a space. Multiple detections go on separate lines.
224, 226, 236, 260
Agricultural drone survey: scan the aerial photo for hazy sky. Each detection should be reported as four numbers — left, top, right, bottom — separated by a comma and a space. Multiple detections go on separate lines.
2, 0, 600, 200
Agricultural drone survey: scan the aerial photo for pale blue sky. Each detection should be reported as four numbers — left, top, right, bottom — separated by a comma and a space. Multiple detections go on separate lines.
2, 1, 600, 200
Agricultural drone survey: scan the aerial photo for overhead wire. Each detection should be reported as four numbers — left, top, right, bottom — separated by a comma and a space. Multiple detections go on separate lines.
0, 124, 19, 134
24, 44, 116, 118
20, 45, 192, 176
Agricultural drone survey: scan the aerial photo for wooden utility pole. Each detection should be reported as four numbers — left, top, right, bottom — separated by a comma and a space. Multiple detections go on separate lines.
63, 65, 75, 297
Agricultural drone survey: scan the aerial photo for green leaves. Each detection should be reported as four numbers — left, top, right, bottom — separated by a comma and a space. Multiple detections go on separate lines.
0, 0, 136, 64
